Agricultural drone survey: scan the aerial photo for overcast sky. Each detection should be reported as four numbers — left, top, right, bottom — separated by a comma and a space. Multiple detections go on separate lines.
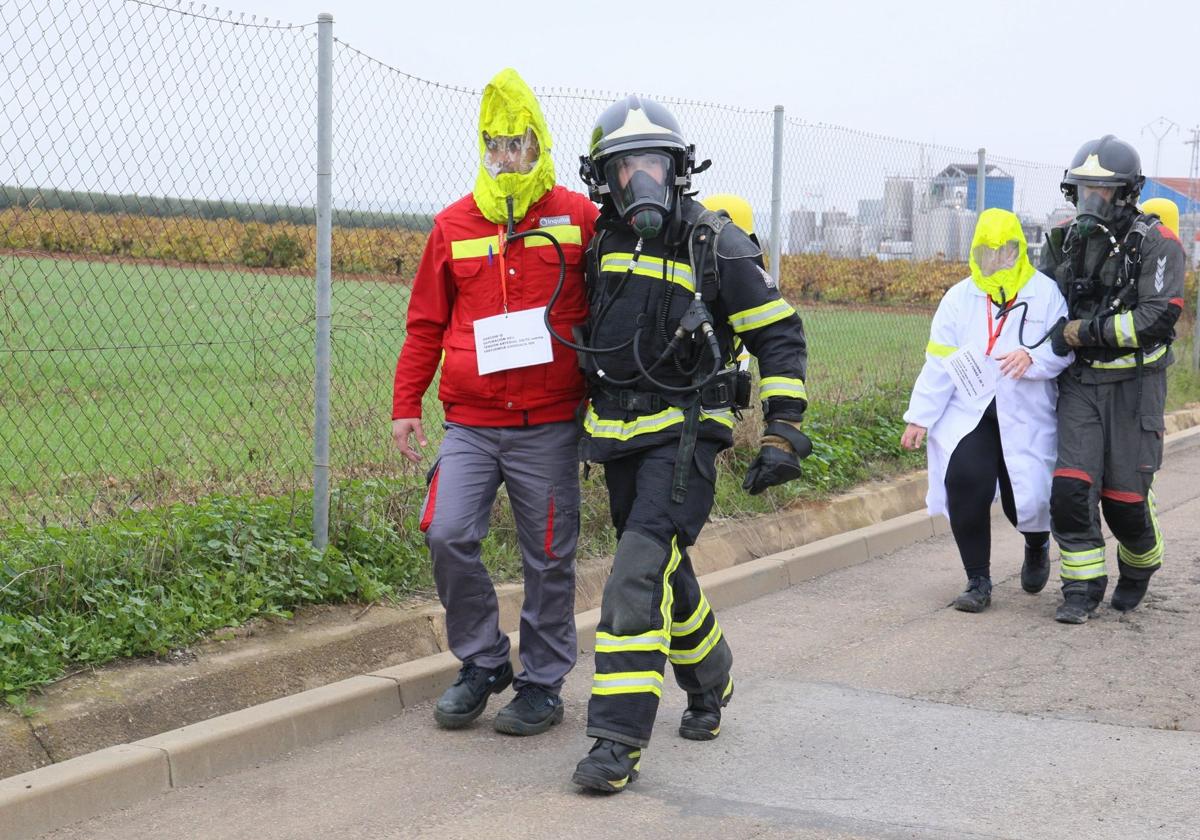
239, 0, 1199, 177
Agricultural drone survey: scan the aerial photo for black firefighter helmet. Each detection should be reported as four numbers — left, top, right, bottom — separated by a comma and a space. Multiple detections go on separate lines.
581, 95, 695, 240
1060, 135, 1145, 232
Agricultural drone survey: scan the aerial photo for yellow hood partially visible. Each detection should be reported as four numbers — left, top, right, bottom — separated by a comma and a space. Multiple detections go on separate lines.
968, 208, 1035, 304
472, 68, 556, 224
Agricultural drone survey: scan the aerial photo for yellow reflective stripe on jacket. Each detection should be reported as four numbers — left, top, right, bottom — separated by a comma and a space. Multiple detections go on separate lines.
1091, 344, 1168, 369
668, 623, 724, 665
600, 252, 695, 291
1113, 312, 1138, 348
583, 404, 735, 440
727, 299, 796, 334
671, 595, 711, 638
524, 224, 582, 248
595, 631, 669, 654
926, 341, 957, 358
1059, 547, 1106, 580
450, 235, 500, 260
759, 376, 808, 401
591, 670, 664, 697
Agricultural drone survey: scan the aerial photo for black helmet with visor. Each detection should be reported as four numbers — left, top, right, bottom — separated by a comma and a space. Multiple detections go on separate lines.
581, 95, 693, 240
1060, 135, 1145, 234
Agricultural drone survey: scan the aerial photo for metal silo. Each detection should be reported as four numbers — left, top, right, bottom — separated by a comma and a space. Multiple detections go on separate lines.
883, 177, 914, 241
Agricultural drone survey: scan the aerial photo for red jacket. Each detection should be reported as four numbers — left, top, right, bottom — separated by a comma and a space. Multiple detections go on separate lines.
393, 186, 597, 426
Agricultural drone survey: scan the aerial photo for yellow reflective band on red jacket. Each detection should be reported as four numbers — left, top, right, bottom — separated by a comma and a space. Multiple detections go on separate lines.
450, 235, 501, 260
524, 224, 582, 248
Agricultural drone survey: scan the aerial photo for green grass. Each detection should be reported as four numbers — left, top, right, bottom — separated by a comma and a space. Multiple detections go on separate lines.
0, 255, 933, 523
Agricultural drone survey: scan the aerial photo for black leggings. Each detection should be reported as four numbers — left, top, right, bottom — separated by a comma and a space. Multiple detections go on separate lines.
944, 400, 1048, 579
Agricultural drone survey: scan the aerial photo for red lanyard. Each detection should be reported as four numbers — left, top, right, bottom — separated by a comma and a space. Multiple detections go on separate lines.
985, 298, 1009, 356
495, 224, 510, 313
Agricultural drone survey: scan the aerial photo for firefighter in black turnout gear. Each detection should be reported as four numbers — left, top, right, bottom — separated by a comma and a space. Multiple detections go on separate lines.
567, 96, 810, 793
1041, 135, 1186, 623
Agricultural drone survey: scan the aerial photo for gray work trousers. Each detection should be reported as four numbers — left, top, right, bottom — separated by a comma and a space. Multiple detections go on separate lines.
420, 421, 580, 692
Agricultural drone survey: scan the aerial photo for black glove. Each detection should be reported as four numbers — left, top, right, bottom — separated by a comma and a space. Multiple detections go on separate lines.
1049, 316, 1070, 357
742, 420, 813, 495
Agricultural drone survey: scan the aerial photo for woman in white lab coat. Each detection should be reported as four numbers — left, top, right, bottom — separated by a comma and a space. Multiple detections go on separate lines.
901, 208, 1071, 612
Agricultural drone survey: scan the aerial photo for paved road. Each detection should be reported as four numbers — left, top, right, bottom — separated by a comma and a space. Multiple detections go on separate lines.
42, 444, 1200, 840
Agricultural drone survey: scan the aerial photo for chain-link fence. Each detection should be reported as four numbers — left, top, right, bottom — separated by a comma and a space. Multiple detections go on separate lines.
1, 0, 1195, 532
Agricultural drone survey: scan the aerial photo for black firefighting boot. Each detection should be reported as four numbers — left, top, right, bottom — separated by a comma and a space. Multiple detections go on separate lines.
1111, 576, 1151, 612
679, 675, 734, 741
1020, 543, 1051, 594
571, 738, 642, 794
1054, 577, 1107, 624
433, 660, 513, 729
952, 576, 992, 613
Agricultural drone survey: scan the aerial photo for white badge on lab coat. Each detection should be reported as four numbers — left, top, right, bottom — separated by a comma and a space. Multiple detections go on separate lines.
945, 346, 998, 405
473, 307, 553, 375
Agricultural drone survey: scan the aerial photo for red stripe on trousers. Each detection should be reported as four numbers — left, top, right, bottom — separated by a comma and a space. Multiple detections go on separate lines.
1053, 468, 1092, 484
543, 495, 557, 560
419, 467, 440, 532
1101, 488, 1144, 504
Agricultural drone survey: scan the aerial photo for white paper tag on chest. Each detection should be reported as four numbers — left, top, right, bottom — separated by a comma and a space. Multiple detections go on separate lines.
945, 347, 997, 405
473, 307, 553, 375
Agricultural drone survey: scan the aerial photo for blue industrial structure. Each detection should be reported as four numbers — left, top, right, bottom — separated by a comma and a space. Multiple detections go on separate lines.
1139, 177, 1200, 215
930, 164, 1015, 212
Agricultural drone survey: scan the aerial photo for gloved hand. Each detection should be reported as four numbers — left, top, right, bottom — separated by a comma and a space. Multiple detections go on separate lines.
1049, 316, 1071, 357
742, 420, 812, 495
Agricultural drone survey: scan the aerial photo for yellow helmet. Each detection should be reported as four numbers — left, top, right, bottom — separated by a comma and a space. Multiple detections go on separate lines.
1139, 197, 1179, 237
700, 193, 754, 235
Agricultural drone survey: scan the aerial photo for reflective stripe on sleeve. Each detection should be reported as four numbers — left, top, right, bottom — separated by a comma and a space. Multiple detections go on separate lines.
1113, 312, 1138, 348
759, 376, 807, 401
727, 299, 796, 334
926, 341, 957, 358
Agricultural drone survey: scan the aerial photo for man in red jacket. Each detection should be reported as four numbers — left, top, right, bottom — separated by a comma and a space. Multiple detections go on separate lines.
392, 68, 597, 736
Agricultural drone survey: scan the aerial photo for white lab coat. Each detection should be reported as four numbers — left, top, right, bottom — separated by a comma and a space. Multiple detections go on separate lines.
903, 271, 1071, 532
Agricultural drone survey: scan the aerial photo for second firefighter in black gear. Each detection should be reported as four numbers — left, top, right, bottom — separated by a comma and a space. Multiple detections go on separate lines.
569, 95, 810, 793
1041, 134, 1186, 623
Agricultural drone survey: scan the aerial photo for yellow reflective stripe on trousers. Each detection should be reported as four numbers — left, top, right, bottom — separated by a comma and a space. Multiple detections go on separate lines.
727, 299, 796, 334
524, 224, 582, 248
450, 235, 501, 260
591, 670, 664, 697
659, 536, 684, 635
926, 341, 957, 358
600, 252, 695, 292
1060, 547, 1106, 580
1113, 311, 1138, 348
595, 631, 669, 654
759, 376, 808, 401
671, 594, 711, 638
1092, 344, 1167, 369
1118, 488, 1164, 568
584, 404, 735, 440
669, 623, 724, 665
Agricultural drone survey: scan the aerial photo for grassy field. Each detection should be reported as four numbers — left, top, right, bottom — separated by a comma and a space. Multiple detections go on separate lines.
0, 254, 936, 522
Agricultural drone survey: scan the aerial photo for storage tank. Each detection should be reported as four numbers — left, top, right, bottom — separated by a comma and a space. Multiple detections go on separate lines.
913, 206, 958, 260
954, 208, 977, 262
824, 221, 861, 258
860, 224, 883, 257
787, 209, 817, 253
883, 177, 914, 241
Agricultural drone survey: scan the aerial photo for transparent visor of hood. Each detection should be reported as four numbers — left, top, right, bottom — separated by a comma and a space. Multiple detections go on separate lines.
1075, 184, 1118, 220
604, 151, 674, 216
972, 240, 1020, 277
482, 128, 540, 177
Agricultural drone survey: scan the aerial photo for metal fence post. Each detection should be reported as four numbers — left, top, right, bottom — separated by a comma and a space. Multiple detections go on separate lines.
976, 147, 986, 213
313, 12, 333, 550
769, 105, 784, 278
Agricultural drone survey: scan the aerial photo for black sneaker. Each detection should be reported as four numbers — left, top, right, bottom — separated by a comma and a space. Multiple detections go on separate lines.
679, 675, 734, 741
1111, 576, 1150, 612
493, 684, 564, 736
953, 576, 992, 613
1055, 578, 1106, 624
433, 660, 513, 729
571, 738, 642, 794
1021, 543, 1051, 594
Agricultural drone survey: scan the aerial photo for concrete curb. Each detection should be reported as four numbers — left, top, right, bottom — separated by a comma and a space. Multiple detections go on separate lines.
0, 508, 945, 839
3, 407, 1199, 839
